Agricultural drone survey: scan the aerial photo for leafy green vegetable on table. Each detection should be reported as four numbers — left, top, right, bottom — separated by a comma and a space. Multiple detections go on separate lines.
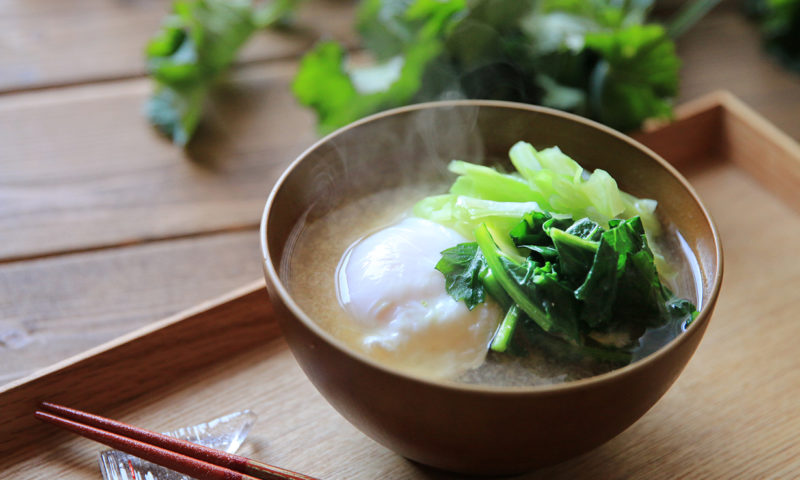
293, 0, 681, 133
145, 0, 728, 145
747, 0, 800, 72
424, 142, 697, 364
145, 0, 302, 145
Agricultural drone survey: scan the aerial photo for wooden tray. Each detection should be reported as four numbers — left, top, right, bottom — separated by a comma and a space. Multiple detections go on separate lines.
2, 91, 798, 479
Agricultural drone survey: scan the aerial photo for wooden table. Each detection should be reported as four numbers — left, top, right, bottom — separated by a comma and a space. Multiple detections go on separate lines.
1, 0, 799, 477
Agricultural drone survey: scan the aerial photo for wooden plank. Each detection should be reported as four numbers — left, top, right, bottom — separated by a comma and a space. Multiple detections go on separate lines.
3, 4, 800, 264
526, 160, 800, 479
0, 279, 275, 459
2, 137, 799, 479
0, 60, 316, 262
635, 91, 800, 213
676, 4, 800, 142
0, 230, 264, 385
0, 0, 356, 92
0, 336, 414, 480
720, 93, 800, 213
2, 95, 800, 479
633, 93, 724, 170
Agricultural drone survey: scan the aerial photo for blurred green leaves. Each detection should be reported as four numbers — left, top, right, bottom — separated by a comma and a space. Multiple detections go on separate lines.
145, 0, 301, 145
293, 0, 681, 134
748, 0, 800, 72
145, 0, 698, 144
585, 24, 679, 131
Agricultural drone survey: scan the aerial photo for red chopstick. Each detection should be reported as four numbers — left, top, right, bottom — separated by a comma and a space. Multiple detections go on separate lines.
35, 403, 320, 480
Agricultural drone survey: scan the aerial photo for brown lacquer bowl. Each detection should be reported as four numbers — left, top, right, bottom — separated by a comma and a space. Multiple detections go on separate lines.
260, 101, 723, 474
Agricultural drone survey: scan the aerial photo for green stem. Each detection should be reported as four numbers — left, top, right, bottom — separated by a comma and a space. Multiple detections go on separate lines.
480, 267, 512, 310
475, 223, 554, 333
254, 0, 304, 28
667, 0, 724, 39
491, 305, 520, 352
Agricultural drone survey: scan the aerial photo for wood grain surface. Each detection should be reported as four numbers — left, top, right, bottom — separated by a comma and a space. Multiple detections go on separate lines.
5, 163, 800, 479
677, 5, 800, 141
0, 230, 263, 384
634, 91, 800, 215
1, 1, 800, 477
2, 101, 799, 477
0, 62, 314, 262
0, 0, 356, 92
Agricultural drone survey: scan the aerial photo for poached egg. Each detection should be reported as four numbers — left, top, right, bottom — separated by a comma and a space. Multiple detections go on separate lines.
337, 217, 500, 379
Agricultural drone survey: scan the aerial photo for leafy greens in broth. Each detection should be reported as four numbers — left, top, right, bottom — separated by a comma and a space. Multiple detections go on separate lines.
287, 142, 699, 386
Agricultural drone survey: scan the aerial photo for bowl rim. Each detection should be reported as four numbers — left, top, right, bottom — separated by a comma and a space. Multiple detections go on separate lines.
260, 99, 724, 395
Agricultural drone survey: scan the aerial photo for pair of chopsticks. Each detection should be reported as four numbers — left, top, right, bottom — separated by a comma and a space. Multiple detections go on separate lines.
35, 403, 320, 480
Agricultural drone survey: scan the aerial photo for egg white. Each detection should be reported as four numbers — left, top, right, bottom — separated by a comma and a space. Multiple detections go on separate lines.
337, 217, 501, 379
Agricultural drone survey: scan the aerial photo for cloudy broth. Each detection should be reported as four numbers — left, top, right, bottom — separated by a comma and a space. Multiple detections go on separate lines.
284, 185, 701, 387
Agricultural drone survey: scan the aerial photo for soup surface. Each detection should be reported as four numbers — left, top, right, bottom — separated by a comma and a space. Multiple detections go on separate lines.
286, 185, 700, 386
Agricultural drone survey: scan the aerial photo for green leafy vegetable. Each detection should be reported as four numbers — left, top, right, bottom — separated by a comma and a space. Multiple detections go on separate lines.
292, 0, 466, 132
576, 216, 670, 328
747, 0, 800, 72
435, 242, 487, 310
427, 142, 698, 366
452, 215, 693, 363
145, 0, 302, 145
294, 0, 684, 133
146, 0, 719, 144
414, 141, 660, 237
291, 36, 444, 133
509, 211, 571, 262
585, 24, 679, 131
668, 297, 700, 327
550, 224, 600, 285
476, 223, 582, 344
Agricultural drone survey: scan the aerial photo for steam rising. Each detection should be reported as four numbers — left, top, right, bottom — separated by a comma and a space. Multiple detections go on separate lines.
288, 103, 488, 233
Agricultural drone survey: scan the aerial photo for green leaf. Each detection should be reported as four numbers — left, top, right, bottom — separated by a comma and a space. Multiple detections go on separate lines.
435, 242, 487, 310
490, 304, 521, 352
667, 297, 699, 327
356, 0, 415, 59
574, 227, 621, 328
291, 0, 688, 133
565, 217, 604, 241
357, 0, 467, 60
476, 224, 581, 344
550, 226, 600, 285
448, 160, 540, 202
522, 0, 654, 57
294, 0, 464, 133
585, 24, 680, 131
609, 217, 670, 326
510, 211, 555, 249
413, 192, 543, 239
416, 143, 660, 240
576, 216, 671, 328
254, 0, 304, 27
145, 0, 300, 145
508, 211, 573, 263
147, 0, 258, 84
292, 39, 445, 133
750, 0, 800, 72
145, 84, 208, 147
537, 0, 655, 29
